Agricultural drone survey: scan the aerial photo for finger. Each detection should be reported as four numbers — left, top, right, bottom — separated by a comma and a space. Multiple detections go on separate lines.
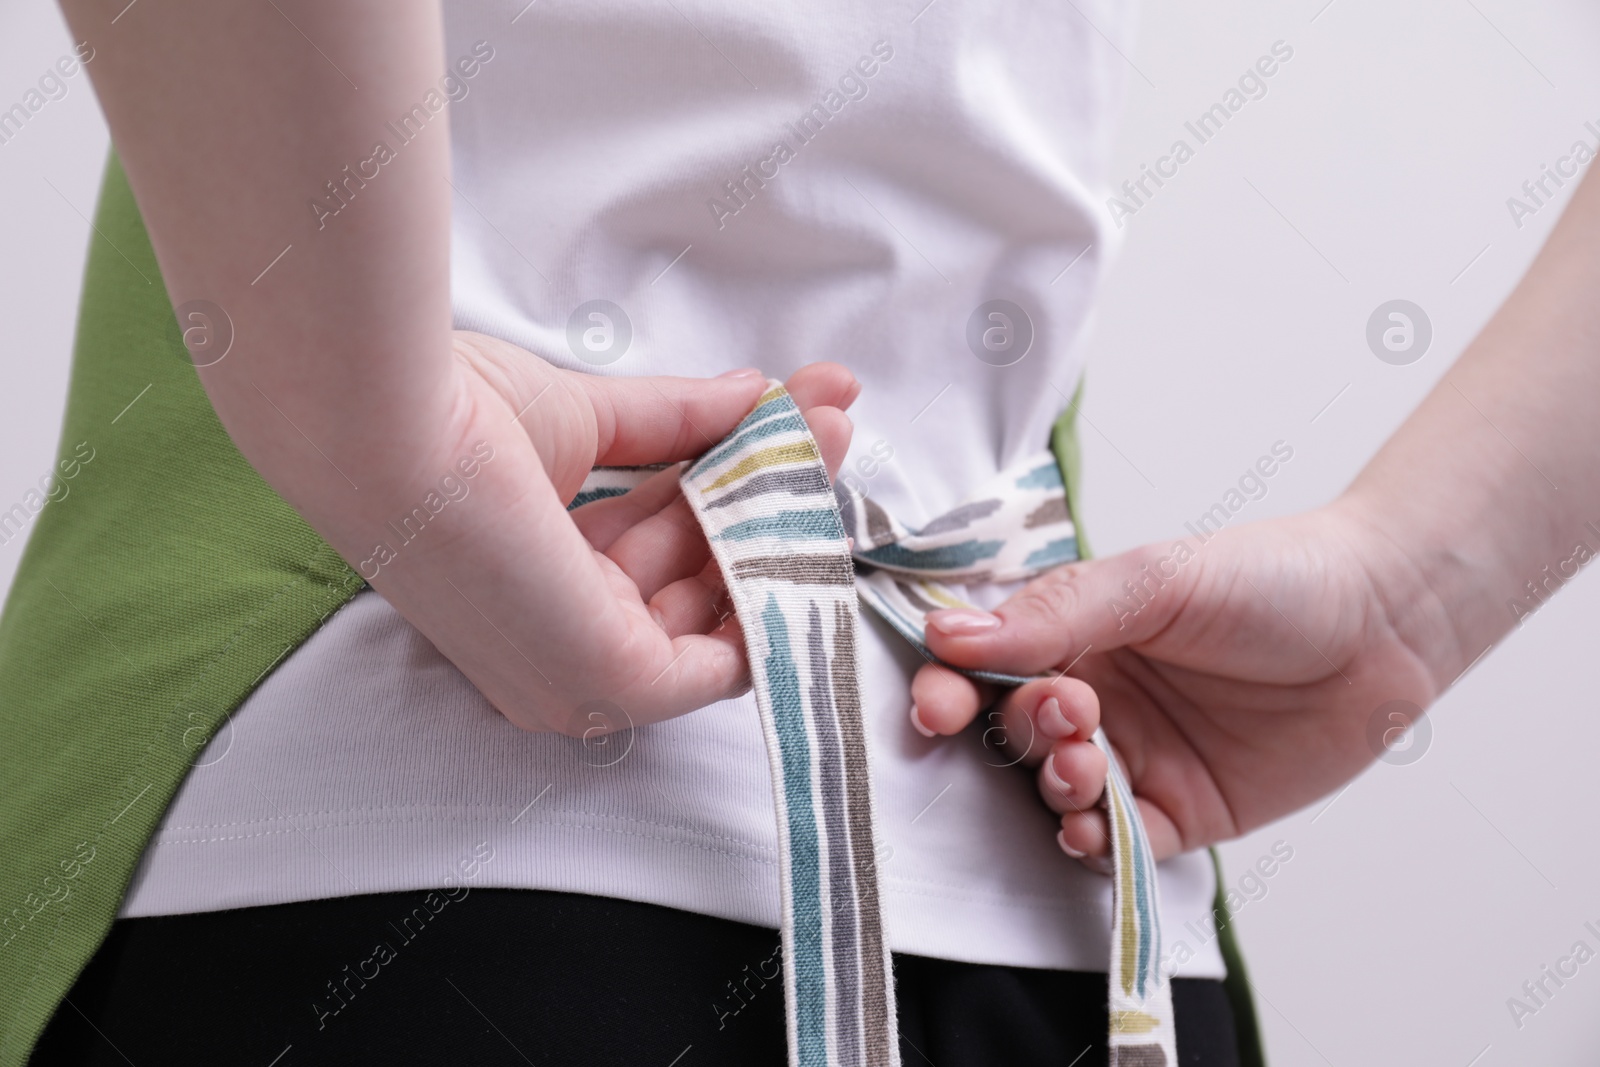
569, 464, 685, 551
924, 540, 1200, 677
785, 362, 861, 412
1134, 795, 1184, 862
802, 406, 852, 481
908, 669, 1054, 770
978, 675, 1103, 767
1058, 793, 1184, 866
1004, 675, 1102, 744
601, 406, 851, 604
1036, 739, 1107, 814
1058, 809, 1113, 865
579, 370, 772, 466
583, 369, 853, 719
972, 696, 1045, 767
649, 558, 733, 638
617, 628, 752, 723
579, 361, 858, 470
908, 662, 990, 737
604, 492, 714, 601
548, 623, 751, 736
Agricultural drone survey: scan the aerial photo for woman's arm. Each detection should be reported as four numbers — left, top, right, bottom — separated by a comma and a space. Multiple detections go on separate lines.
61, 0, 459, 496
1340, 166, 1600, 687
60, 0, 855, 731
910, 169, 1600, 861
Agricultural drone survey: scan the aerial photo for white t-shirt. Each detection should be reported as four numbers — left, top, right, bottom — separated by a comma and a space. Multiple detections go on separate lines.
122, 0, 1227, 979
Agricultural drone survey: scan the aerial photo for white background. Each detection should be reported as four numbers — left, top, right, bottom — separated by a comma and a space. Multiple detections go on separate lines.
3, 1, 1599, 1063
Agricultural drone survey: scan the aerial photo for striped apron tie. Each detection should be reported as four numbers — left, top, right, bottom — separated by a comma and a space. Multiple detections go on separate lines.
578, 380, 1177, 1067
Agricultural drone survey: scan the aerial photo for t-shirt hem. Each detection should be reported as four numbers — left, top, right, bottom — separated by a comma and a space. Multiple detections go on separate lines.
121, 810, 1228, 980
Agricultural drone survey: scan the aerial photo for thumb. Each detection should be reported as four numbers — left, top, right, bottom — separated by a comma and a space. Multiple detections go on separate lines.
924, 537, 1203, 677
579, 370, 770, 467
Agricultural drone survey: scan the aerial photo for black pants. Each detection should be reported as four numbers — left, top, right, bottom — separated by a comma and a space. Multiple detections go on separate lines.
33, 888, 1239, 1066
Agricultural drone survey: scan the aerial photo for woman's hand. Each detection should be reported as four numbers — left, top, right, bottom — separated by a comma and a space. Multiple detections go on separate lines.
351, 331, 857, 737
907, 500, 1447, 866
55, 2, 863, 738
906, 170, 1600, 870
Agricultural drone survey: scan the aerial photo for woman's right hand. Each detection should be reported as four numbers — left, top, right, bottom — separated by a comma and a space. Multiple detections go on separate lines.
58, 2, 859, 736
348, 331, 857, 736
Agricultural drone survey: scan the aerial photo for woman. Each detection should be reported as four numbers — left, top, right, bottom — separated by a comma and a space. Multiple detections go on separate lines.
5, 3, 1599, 1065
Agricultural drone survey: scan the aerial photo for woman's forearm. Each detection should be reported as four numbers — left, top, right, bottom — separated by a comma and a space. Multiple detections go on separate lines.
58, 0, 587, 725
59, 0, 458, 520
55, 0, 789, 732
1341, 169, 1600, 689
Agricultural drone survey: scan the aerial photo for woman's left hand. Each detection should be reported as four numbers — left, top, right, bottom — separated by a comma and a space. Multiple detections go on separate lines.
907, 499, 1449, 867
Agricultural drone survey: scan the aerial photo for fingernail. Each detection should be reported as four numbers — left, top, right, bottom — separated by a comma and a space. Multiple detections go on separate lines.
1037, 697, 1076, 739
909, 704, 938, 738
926, 609, 1001, 636
718, 367, 764, 379
1043, 753, 1074, 796
1056, 829, 1087, 858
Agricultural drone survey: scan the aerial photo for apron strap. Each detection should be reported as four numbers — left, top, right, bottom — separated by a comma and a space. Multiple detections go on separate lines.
675, 380, 1178, 1067
681, 382, 900, 1067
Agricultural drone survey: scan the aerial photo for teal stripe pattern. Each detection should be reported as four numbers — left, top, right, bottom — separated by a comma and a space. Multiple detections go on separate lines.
836, 447, 1080, 583
1016, 460, 1065, 489
1022, 536, 1080, 570
698, 411, 810, 471
564, 465, 662, 512
681, 383, 900, 1067
761, 594, 830, 1067
1097, 726, 1176, 1062
567, 486, 631, 509
665, 380, 1174, 1067
715, 509, 844, 543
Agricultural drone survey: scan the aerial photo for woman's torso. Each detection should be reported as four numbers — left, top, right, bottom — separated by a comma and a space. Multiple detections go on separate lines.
121, 0, 1226, 979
